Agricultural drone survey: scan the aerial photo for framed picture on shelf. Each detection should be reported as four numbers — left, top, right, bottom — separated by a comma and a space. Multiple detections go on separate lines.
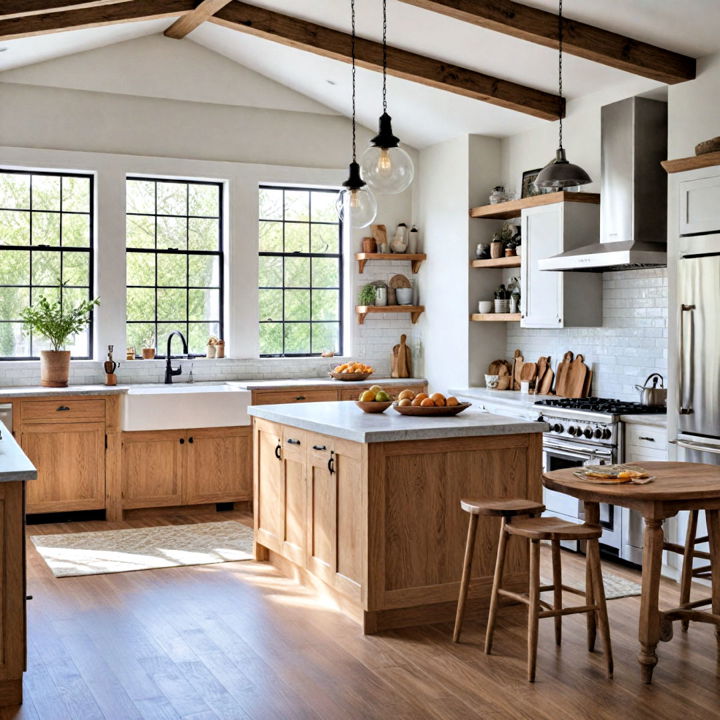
521, 168, 543, 198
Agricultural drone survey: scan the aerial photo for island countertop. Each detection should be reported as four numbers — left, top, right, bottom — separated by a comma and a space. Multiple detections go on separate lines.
248, 401, 548, 443
0, 422, 36, 482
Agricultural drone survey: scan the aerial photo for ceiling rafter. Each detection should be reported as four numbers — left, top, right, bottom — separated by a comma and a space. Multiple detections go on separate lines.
398, 0, 696, 85
0, 1, 132, 21
208, 1, 564, 121
0, 0, 196, 41
164, 0, 233, 40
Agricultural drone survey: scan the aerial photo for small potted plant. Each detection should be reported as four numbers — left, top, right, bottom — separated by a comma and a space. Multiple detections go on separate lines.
21, 290, 100, 388
359, 284, 376, 306
141, 333, 156, 360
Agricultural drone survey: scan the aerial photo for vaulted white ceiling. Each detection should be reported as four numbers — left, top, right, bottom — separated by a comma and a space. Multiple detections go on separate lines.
0, 0, 718, 148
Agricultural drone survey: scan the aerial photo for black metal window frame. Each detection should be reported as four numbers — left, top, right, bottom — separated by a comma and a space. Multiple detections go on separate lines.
0, 168, 95, 360
258, 184, 343, 358
126, 176, 225, 359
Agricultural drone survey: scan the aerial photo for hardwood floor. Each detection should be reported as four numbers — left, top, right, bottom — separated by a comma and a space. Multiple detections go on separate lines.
7, 506, 720, 719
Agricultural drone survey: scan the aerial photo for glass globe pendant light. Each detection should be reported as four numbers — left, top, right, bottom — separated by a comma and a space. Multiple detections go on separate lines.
535, 0, 591, 190
337, 0, 378, 228
360, 0, 414, 195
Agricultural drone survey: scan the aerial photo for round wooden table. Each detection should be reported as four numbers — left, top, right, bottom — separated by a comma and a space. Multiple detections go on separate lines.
543, 461, 720, 684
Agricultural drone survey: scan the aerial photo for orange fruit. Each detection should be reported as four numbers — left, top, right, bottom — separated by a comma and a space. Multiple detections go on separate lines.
431, 393, 446, 406
398, 389, 415, 401
399, 398, 412, 407
420, 397, 435, 407
447, 396, 459, 407
411, 397, 423, 406
415, 393, 428, 402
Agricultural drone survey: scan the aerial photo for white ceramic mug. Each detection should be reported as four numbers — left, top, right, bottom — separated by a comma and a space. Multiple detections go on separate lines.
478, 300, 493, 313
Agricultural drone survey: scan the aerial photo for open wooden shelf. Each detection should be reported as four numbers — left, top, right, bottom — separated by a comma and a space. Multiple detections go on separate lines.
470, 313, 521, 322
355, 252, 426, 273
662, 151, 720, 174
469, 191, 600, 220
471, 256, 521, 269
356, 305, 424, 324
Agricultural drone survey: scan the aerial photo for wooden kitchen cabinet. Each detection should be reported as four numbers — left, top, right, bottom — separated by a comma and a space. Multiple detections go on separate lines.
22, 422, 105, 514
520, 202, 602, 328
251, 388, 339, 405
121, 431, 184, 509
121, 427, 253, 511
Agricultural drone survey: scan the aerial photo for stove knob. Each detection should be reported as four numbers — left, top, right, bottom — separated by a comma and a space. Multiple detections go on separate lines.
583, 427, 593, 439
594, 428, 603, 439
602, 428, 612, 440
552, 423, 564, 433
568, 426, 578, 436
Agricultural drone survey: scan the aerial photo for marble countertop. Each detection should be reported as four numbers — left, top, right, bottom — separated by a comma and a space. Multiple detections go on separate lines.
0, 422, 36, 482
236, 377, 426, 390
620, 414, 668, 428
0, 384, 129, 398
249, 401, 548, 443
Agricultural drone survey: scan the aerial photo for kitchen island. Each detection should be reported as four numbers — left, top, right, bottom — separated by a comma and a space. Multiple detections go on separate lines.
249, 401, 547, 633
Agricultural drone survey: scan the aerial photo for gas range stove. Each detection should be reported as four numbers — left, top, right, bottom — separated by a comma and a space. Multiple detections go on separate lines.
535, 397, 665, 447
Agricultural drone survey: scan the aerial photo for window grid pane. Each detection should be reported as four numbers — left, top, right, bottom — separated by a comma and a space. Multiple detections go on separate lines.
0, 169, 94, 359
258, 186, 342, 357
125, 177, 224, 357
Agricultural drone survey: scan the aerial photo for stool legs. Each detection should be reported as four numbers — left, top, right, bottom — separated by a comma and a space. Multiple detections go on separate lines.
679, 510, 700, 632
551, 539, 562, 646
587, 538, 614, 678
706, 510, 720, 646
453, 512, 479, 643
527, 539, 541, 682
484, 517, 508, 654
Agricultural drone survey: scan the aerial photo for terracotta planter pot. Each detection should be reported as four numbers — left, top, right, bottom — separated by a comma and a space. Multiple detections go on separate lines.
40, 350, 71, 388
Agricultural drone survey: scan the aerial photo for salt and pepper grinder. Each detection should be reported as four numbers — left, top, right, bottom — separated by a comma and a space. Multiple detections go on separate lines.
104, 345, 119, 386
408, 225, 419, 254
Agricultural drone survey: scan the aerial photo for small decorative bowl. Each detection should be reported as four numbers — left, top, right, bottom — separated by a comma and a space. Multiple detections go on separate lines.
330, 371, 373, 382
485, 374, 500, 389
355, 400, 392, 414
478, 300, 493, 313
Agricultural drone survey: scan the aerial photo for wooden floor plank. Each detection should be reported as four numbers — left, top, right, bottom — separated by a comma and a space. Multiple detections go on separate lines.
18, 506, 720, 720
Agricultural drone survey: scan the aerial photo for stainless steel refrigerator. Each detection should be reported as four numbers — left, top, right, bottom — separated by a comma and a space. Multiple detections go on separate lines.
677, 250, 720, 462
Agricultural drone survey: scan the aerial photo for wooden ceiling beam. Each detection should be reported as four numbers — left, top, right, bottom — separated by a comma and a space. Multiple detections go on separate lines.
164, 0, 233, 39
398, 0, 696, 85
209, 1, 564, 121
0, 0, 197, 41
0, 1, 133, 21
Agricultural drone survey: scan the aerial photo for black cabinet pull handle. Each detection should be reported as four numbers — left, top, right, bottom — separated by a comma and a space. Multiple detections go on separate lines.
56, 406, 70, 412
295, 396, 306, 401
287, 438, 301, 446
638, 436, 655, 442
328, 452, 335, 475
312, 444, 327, 451
274, 443, 282, 459
179, 438, 185, 444
188, 437, 193, 444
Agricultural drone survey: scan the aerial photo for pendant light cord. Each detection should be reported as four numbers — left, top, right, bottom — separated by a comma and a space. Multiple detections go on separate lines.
558, 0, 563, 149
382, 0, 387, 113
351, 0, 357, 162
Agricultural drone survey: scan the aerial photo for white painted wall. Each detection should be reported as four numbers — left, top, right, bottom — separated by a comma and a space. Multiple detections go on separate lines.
0, 38, 418, 384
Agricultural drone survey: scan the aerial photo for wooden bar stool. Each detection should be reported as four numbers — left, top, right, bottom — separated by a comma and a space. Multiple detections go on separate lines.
485, 515, 613, 682
453, 498, 545, 643
663, 509, 715, 632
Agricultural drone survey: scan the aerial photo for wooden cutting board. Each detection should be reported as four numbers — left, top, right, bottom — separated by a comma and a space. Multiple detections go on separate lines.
488, 359, 511, 376
511, 349, 523, 391
538, 367, 554, 395
391, 334, 411, 378
555, 351, 574, 397
533, 356, 550, 393
565, 354, 589, 398
582, 368, 593, 398
519, 362, 537, 383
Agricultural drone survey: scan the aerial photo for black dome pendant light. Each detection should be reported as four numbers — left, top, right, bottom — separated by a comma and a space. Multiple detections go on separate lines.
336, 0, 378, 228
360, 0, 414, 195
535, 0, 591, 190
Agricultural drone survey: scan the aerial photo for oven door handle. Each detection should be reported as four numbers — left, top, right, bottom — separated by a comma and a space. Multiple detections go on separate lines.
544, 440, 613, 456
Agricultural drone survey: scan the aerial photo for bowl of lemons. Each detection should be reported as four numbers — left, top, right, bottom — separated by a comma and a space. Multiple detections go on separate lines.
355, 385, 393, 413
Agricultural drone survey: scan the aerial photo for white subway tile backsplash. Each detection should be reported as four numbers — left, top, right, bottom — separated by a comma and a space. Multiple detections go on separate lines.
506, 268, 667, 401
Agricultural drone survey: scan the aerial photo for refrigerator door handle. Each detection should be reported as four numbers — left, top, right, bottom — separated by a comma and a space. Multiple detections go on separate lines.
675, 439, 720, 456
679, 304, 695, 415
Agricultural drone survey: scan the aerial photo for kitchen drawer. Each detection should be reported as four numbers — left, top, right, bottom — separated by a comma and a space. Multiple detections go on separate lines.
625, 423, 667, 451
338, 382, 426, 401
22, 397, 106, 423
252, 389, 339, 405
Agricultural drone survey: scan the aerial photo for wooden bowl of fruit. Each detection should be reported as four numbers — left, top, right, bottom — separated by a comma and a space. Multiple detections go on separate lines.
393, 390, 470, 416
330, 361, 374, 382
355, 385, 392, 413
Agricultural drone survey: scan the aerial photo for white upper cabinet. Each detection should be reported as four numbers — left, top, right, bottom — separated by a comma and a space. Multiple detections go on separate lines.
679, 175, 720, 236
520, 202, 602, 329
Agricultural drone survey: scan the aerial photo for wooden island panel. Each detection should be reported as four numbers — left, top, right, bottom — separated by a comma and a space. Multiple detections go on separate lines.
254, 417, 542, 633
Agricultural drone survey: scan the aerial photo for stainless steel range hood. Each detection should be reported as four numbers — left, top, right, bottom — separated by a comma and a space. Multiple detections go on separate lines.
539, 97, 667, 272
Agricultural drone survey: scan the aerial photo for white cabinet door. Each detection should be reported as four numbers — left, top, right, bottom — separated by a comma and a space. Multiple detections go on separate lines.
680, 175, 720, 235
521, 204, 563, 328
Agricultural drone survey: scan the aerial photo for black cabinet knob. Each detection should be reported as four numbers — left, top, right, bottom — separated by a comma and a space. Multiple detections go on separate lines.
179, 438, 185, 444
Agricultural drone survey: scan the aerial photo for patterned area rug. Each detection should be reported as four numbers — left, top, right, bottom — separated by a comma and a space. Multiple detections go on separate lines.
542, 571, 642, 600
30, 521, 254, 578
